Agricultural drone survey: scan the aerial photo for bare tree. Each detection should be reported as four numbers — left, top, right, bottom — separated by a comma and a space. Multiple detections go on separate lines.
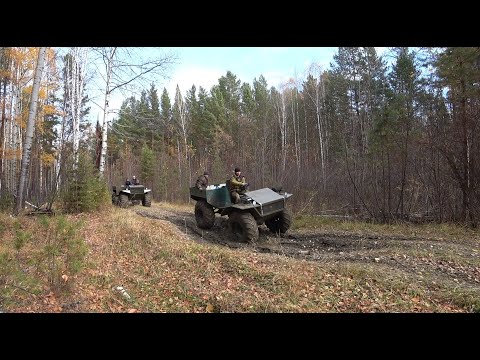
14, 47, 47, 215
273, 86, 288, 172
90, 47, 176, 176
0, 47, 9, 192
173, 84, 190, 191
64, 47, 88, 170
304, 64, 328, 191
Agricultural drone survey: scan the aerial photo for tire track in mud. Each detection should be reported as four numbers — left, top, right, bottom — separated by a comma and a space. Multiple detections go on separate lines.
135, 208, 246, 250
135, 206, 480, 291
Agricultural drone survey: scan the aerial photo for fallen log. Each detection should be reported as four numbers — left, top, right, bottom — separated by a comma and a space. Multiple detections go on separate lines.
26, 208, 55, 216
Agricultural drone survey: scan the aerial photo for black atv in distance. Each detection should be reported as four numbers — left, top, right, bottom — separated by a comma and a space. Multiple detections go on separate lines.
112, 184, 152, 208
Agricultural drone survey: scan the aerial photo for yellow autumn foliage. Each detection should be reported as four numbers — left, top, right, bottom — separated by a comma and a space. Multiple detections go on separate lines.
40, 152, 55, 166
38, 88, 47, 100
22, 85, 33, 97
0, 69, 10, 79
9, 48, 37, 85
3, 148, 22, 160
43, 104, 59, 116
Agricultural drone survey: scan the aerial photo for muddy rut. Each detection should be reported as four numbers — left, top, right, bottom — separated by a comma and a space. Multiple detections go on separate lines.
135, 205, 480, 294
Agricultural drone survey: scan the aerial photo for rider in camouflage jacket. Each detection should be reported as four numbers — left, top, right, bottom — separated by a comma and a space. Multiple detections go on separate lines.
230, 167, 248, 204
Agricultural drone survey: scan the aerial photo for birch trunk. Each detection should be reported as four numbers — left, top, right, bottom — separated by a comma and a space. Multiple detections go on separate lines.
0, 80, 6, 191
71, 47, 88, 170
14, 47, 46, 215
98, 48, 115, 176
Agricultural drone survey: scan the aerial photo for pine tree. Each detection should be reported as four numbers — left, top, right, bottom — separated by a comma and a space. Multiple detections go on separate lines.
160, 87, 173, 145
141, 144, 154, 186
434, 47, 480, 225
148, 83, 162, 150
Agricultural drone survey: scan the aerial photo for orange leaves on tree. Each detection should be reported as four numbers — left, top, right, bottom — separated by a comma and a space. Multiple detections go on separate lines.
42, 104, 59, 116
38, 87, 47, 101
40, 153, 55, 166
3, 148, 22, 160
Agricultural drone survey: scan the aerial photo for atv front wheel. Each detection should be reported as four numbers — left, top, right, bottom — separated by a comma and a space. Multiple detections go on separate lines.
265, 208, 292, 234
119, 193, 129, 208
195, 200, 215, 229
229, 212, 259, 243
142, 192, 152, 207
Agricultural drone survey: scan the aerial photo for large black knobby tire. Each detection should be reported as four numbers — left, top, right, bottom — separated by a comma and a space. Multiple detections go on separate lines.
195, 200, 215, 229
265, 208, 292, 234
119, 193, 129, 208
229, 212, 259, 243
112, 194, 117, 205
142, 192, 152, 207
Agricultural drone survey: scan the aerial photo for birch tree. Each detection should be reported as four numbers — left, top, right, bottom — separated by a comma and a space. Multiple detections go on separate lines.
14, 47, 46, 215
273, 86, 287, 172
0, 47, 10, 193
90, 47, 176, 177
304, 65, 328, 191
65, 47, 88, 170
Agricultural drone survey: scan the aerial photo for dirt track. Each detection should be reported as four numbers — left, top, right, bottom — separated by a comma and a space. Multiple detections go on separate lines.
135, 204, 480, 296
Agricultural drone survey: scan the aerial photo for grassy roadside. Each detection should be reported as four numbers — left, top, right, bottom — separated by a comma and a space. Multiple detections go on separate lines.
293, 215, 480, 243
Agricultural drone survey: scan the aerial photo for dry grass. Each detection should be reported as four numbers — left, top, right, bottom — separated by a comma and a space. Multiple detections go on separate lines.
1, 207, 477, 312
152, 201, 194, 213
293, 215, 480, 243
70, 208, 470, 312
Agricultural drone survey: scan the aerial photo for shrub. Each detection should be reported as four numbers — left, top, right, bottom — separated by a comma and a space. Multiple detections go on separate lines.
0, 193, 14, 212
61, 150, 110, 213
36, 215, 87, 293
